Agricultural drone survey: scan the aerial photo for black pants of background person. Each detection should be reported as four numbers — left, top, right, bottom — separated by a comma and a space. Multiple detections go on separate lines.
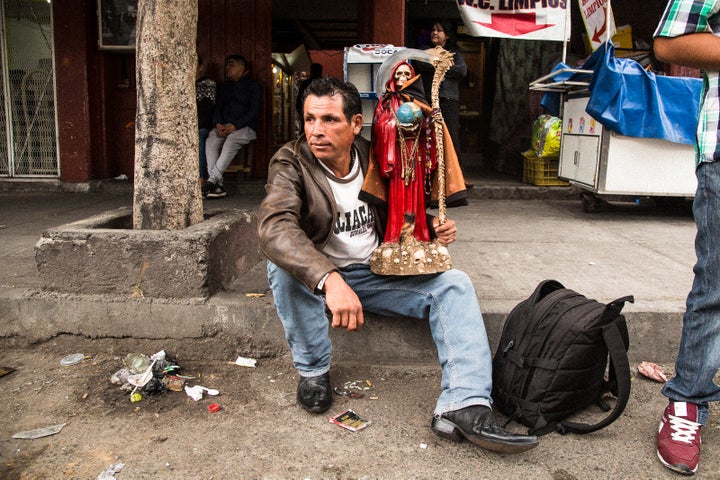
440, 97, 471, 186
440, 98, 460, 154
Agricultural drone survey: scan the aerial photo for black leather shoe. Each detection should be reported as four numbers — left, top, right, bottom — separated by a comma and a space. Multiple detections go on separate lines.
431, 405, 539, 454
297, 373, 332, 413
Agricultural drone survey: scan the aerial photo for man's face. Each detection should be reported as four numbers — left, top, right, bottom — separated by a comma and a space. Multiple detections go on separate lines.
394, 65, 412, 87
303, 94, 362, 166
225, 59, 245, 81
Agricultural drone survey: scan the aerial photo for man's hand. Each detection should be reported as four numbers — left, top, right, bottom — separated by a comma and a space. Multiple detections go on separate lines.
216, 123, 237, 138
433, 217, 457, 245
323, 272, 364, 331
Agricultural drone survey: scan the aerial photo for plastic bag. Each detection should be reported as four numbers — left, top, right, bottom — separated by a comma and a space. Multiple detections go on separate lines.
529, 115, 562, 158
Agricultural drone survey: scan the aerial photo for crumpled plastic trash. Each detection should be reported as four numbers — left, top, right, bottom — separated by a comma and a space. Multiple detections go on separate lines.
184, 385, 219, 401
110, 350, 178, 396
232, 356, 257, 368
638, 361, 668, 383
110, 368, 132, 385
185, 385, 204, 401
96, 462, 124, 479
126, 359, 157, 388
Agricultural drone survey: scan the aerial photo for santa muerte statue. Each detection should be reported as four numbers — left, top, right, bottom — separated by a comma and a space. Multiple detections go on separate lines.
360, 47, 468, 275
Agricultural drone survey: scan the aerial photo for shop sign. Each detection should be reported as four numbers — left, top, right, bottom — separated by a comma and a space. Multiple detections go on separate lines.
578, 0, 616, 51
457, 0, 570, 41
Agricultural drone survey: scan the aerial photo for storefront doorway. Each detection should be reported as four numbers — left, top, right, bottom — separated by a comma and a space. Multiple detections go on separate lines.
0, 0, 58, 178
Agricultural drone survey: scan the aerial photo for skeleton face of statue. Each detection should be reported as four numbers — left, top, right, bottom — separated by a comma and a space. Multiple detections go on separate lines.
394, 64, 412, 86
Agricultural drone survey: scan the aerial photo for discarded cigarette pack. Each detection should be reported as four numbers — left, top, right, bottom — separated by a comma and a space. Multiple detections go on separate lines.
329, 409, 371, 432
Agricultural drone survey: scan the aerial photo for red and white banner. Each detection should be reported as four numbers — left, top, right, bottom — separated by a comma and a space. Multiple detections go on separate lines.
457, 0, 571, 41
578, 0, 615, 51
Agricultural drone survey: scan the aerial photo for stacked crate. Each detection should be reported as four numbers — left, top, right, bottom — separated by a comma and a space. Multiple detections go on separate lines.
522, 153, 568, 186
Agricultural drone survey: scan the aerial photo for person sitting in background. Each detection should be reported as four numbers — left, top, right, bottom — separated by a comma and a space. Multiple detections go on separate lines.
196, 55, 216, 181
203, 54, 261, 199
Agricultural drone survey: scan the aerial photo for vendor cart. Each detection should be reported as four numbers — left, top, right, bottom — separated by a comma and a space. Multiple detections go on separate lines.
530, 50, 700, 212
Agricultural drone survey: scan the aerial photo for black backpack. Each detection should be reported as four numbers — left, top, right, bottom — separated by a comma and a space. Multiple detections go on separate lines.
491, 279, 634, 436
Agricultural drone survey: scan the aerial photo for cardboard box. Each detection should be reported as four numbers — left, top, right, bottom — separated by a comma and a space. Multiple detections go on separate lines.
612, 25, 633, 49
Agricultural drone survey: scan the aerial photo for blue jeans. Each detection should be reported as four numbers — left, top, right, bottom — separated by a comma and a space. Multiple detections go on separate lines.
199, 128, 210, 179
267, 261, 493, 415
662, 160, 720, 425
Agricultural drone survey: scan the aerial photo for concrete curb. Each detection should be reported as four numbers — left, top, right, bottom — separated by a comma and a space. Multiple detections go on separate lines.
0, 281, 683, 365
0, 182, 692, 368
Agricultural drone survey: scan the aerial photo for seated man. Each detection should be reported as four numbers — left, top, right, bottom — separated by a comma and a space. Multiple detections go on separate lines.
258, 76, 539, 454
203, 54, 261, 198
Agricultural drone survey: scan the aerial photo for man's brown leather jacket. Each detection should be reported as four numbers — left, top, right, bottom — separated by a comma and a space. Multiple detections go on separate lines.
258, 135, 382, 292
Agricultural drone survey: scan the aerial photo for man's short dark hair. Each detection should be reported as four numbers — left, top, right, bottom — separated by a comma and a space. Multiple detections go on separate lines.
304, 76, 361, 122
225, 54, 247, 67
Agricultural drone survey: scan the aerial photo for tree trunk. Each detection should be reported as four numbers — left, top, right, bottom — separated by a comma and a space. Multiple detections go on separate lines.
133, 0, 203, 230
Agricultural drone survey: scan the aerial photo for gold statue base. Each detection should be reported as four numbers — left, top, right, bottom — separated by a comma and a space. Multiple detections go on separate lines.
369, 237, 452, 275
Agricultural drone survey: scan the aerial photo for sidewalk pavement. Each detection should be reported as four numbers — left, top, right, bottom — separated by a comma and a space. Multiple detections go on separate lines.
2, 176, 713, 480
0, 175, 696, 365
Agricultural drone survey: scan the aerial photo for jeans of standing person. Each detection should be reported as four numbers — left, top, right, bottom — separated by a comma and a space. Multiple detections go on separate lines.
199, 128, 210, 179
267, 261, 494, 415
205, 126, 257, 185
661, 160, 720, 426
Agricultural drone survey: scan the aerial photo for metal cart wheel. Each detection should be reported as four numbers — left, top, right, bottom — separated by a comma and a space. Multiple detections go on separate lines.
581, 193, 608, 213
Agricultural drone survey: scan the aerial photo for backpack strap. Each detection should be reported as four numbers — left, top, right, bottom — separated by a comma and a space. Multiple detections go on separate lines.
600, 296, 633, 398
558, 316, 632, 434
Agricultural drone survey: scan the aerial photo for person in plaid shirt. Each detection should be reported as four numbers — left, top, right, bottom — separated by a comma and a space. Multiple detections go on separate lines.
654, 0, 720, 475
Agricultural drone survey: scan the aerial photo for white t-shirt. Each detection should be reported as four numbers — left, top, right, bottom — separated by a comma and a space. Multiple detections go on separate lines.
318, 149, 379, 268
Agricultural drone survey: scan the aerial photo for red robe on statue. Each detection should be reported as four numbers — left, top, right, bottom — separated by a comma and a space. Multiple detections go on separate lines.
372, 62, 437, 244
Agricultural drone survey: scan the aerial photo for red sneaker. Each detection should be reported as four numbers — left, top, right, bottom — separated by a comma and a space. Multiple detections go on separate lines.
657, 401, 702, 475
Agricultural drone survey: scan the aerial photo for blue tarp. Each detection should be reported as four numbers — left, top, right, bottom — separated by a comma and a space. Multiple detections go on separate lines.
541, 43, 702, 145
